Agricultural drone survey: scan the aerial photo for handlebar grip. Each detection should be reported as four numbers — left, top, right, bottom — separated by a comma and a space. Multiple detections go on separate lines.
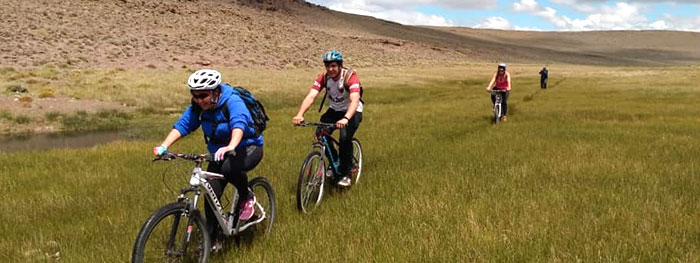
152, 152, 175, 162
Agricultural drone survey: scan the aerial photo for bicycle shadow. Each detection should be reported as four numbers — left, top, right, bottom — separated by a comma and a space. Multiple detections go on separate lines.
209, 224, 267, 258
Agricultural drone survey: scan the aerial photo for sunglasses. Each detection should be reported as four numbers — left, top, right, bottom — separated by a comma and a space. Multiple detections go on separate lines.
192, 92, 210, 100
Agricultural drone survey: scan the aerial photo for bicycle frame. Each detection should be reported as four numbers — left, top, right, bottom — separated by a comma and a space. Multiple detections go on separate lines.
315, 129, 342, 176
175, 157, 267, 237
491, 90, 506, 121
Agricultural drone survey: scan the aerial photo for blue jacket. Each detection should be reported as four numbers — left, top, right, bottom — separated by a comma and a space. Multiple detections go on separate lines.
173, 84, 264, 153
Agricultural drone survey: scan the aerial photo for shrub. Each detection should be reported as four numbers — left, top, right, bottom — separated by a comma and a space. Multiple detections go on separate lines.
0, 66, 16, 74
13, 115, 31, 124
45, 111, 62, 121
38, 65, 61, 80
38, 89, 56, 98
18, 96, 33, 103
60, 110, 132, 131
5, 84, 28, 93
0, 110, 12, 120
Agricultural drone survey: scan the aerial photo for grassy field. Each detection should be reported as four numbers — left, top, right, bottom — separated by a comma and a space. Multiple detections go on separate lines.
1, 64, 699, 262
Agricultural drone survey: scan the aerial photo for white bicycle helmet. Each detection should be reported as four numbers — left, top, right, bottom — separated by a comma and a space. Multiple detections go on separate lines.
187, 69, 222, 90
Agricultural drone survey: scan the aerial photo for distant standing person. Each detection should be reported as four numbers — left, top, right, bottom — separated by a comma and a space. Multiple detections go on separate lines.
486, 63, 511, 122
539, 66, 548, 89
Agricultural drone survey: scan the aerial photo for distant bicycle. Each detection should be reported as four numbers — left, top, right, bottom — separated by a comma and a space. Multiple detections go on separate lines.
491, 90, 508, 124
295, 121, 363, 214
131, 152, 275, 263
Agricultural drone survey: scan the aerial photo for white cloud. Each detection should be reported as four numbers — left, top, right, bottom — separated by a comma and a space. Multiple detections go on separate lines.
475, 17, 512, 29
374, 9, 456, 26
656, 14, 700, 31
311, 0, 497, 10
649, 20, 669, 30
550, 0, 698, 4
308, 0, 700, 31
513, 25, 543, 31
548, 0, 597, 13
511, 0, 696, 31
566, 2, 650, 30
513, 0, 538, 11
474, 16, 542, 30
317, 0, 458, 26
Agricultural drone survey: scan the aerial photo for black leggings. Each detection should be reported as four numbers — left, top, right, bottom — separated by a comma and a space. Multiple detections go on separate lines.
205, 145, 263, 237
490, 91, 510, 116
318, 109, 362, 177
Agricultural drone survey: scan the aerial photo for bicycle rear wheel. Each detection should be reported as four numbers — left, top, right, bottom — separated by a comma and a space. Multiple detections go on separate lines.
248, 177, 276, 235
351, 139, 363, 184
296, 151, 325, 213
131, 202, 209, 263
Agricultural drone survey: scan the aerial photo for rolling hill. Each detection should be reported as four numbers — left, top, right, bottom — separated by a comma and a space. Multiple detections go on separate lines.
1, 0, 698, 69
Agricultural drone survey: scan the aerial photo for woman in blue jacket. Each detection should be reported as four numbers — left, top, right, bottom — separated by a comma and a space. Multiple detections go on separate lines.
153, 69, 263, 249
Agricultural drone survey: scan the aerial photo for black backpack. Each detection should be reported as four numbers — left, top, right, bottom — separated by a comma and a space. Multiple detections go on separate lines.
230, 86, 269, 137
318, 68, 364, 112
199, 86, 269, 144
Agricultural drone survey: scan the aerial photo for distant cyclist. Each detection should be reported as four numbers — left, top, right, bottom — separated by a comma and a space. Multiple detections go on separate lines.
486, 63, 512, 121
292, 50, 363, 187
153, 69, 263, 250
539, 66, 548, 89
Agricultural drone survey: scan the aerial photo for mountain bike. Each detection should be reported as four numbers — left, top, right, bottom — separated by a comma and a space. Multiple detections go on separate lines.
131, 152, 275, 263
491, 90, 507, 124
295, 121, 363, 214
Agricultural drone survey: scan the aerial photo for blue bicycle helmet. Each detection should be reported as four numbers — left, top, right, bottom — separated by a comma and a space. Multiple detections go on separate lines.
323, 50, 343, 64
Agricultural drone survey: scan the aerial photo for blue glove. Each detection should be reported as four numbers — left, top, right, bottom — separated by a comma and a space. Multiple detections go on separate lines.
153, 145, 167, 156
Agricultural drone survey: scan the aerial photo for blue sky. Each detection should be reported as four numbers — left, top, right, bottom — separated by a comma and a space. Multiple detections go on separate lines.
306, 0, 700, 31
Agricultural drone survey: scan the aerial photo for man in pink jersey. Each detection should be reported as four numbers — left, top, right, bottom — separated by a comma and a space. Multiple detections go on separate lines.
486, 63, 512, 121
292, 50, 363, 187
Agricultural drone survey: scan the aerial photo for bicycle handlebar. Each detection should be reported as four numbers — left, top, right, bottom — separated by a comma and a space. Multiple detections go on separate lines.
295, 121, 336, 129
153, 152, 213, 162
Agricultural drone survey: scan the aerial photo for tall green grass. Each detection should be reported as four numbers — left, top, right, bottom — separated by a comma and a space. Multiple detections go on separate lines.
0, 65, 698, 262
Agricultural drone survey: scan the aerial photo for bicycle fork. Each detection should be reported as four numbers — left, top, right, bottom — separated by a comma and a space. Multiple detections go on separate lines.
166, 187, 200, 256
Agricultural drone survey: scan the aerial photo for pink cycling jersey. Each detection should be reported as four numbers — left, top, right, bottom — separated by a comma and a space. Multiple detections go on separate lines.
494, 74, 510, 90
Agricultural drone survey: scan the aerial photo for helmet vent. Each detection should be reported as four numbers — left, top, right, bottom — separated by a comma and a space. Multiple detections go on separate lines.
188, 69, 222, 91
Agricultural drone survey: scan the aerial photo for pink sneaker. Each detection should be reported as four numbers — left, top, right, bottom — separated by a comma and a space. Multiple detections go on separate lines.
239, 196, 256, 221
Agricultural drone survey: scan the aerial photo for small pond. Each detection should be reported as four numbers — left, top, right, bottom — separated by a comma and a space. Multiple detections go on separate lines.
0, 130, 132, 153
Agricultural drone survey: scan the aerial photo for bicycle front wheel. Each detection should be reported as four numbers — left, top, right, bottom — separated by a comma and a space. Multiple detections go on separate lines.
351, 138, 363, 184
296, 151, 325, 213
131, 202, 210, 263
493, 104, 501, 124
249, 177, 276, 235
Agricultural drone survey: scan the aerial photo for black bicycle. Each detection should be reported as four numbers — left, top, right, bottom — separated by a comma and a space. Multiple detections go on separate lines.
295, 121, 363, 214
491, 90, 507, 124
131, 152, 275, 263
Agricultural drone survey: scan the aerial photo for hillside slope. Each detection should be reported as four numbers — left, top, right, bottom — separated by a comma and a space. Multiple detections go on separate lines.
1, 0, 698, 68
